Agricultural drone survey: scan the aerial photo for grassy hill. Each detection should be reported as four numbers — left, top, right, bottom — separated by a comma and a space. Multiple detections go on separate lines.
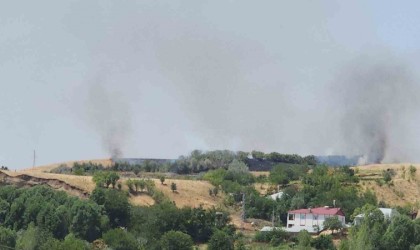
354, 163, 420, 207
4, 159, 420, 234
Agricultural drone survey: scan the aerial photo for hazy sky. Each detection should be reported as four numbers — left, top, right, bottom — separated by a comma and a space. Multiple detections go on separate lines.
2, 1, 420, 168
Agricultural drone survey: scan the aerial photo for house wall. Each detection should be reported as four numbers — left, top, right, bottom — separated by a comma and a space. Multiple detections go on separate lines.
286, 213, 345, 233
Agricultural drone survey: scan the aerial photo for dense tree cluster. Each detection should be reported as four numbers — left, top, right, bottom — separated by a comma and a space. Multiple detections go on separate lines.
251, 151, 317, 165
343, 205, 420, 250
0, 185, 233, 250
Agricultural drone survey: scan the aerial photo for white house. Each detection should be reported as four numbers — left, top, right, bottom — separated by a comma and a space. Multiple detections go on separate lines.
269, 191, 284, 200
285, 207, 345, 233
353, 208, 398, 226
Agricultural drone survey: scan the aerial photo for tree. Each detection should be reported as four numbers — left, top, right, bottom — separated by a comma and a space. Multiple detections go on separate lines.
227, 159, 249, 173
0, 199, 10, 223
208, 230, 234, 250
92, 172, 106, 188
409, 165, 417, 180
103, 228, 139, 250
108, 172, 120, 189
297, 230, 311, 250
136, 180, 146, 192
290, 193, 305, 209
251, 151, 265, 160
0, 226, 16, 249
160, 176, 165, 185
60, 234, 89, 250
126, 179, 134, 193
269, 165, 290, 186
160, 230, 193, 250
171, 182, 177, 193
103, 189, 130, 227
323, 215, 343, 235
311, 235, 334, 250
90, 188, 106, 205
383, 170, 392, 183
213, 187, 219, 197
382, 215, 415, 250
349, 207, 387, 250
70, 201, 102, 242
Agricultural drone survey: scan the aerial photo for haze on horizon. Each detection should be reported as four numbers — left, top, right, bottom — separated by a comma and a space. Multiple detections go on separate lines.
1, 1, 420, 168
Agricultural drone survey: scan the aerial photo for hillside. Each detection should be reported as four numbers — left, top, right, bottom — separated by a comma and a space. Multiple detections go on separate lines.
3, 159, 420, 235
11, 160, 224, 209
354, 163, 420, 207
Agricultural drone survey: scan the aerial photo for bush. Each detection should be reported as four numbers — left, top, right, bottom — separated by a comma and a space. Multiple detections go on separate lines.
254, 229, 288, 244
208, 230, 234, 250
103, 228, 139, 250
160, 230, 193, 250
0, 226, 16, 248
311, 235, 335, 250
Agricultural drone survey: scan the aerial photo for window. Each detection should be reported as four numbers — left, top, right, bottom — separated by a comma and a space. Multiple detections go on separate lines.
313, 215, 318, 226
300, 214, 306, 226
288, 224, 293, 228
288, 214, 295, 221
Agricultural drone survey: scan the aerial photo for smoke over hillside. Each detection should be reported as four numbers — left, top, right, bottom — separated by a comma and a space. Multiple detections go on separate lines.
63, 2, 420, 165
85, 82, 132, 159
335, 58, 419, 163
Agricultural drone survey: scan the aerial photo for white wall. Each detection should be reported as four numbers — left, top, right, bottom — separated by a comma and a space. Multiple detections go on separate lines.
286, 213, 345, 233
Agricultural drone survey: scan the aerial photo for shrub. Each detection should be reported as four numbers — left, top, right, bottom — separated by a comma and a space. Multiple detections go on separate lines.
311, 235, 335, 250
160, 230, 193, 250
208, 230, 234, 250
103, 228, 139, 250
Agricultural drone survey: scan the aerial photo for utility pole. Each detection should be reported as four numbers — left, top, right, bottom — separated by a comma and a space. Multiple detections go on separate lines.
241, 193, 246, 231
272, 208, 275, 228
33, 150, 36, 168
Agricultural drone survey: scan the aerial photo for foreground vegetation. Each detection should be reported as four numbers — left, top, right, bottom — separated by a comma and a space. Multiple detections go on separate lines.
0, 185, 235, 250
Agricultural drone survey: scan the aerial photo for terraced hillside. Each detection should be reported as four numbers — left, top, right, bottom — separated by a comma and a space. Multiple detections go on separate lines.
354, 163, 420, 207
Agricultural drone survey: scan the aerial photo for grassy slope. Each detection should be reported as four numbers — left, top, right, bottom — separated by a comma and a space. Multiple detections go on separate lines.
15, 159, 224, 209
354, 163, 420, 207
12, 160, 420, 232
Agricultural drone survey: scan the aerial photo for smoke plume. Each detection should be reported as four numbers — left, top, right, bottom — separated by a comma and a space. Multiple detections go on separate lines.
85, 82, 132, 159
335, 58, 418, 164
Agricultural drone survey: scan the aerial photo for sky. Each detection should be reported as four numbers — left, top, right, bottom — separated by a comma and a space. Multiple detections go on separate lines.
1, 1, 420, 168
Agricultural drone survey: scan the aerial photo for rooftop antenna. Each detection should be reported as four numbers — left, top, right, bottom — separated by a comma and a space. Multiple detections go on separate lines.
33, 150, 36, 168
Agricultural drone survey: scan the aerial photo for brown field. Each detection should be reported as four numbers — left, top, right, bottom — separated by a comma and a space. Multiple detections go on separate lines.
354, 163, 420, 207
250, 171, 269, 177
129, 194, 155, 206
11, 160, 224, 209
22, 159, 113, 173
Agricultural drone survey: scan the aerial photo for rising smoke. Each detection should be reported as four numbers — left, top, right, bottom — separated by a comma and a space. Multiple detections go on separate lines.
85, 81, 132, 159
70, 2, 420, 164
335, 58, 419, 164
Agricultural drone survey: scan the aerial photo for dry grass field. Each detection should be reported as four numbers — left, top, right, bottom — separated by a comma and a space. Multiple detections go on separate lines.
354, 163, 420, 207
11, 160, 224, 209
22, 159, 113, 173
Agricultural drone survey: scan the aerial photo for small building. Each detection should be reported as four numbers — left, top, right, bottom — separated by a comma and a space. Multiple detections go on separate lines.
269, 191, 284, 200
354, 208, 398, 226
285, 207, 345, 233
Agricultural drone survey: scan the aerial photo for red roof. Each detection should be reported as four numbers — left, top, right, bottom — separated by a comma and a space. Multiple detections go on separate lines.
288, 207, 344, 216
